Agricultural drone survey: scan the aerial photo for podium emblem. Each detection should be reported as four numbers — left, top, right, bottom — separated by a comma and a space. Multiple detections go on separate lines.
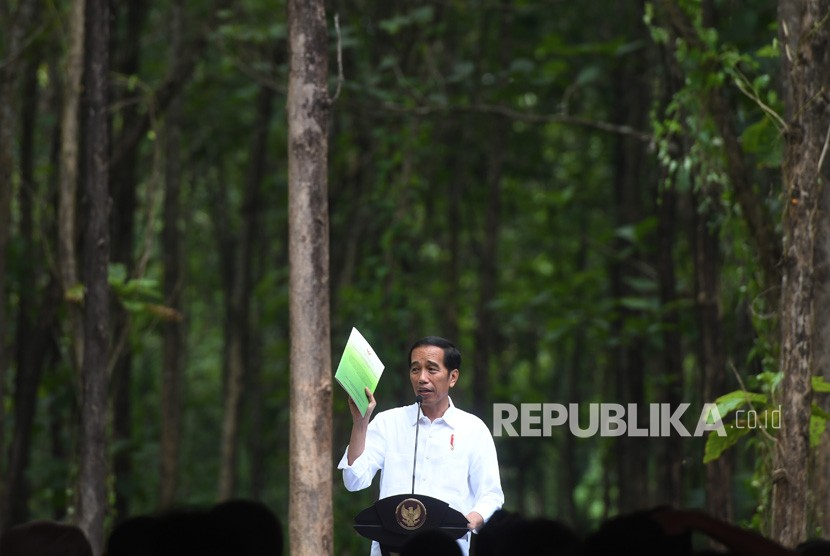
394, 498, 427, 530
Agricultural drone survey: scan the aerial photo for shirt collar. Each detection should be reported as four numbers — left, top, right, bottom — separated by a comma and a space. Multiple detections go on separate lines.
411, 396, 458, 428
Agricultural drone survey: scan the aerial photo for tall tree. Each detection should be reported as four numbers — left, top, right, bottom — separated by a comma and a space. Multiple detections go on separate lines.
815, 160, 830, 533
0, 0, 37, 529
693, 180, 734, 523
159, 0, 185, 509
109, 0, 149, 521
58, 0, 87, 372
287, 0, 332, 553
77, 0, 111, 553
609, 4, 653, 511
472, 2, 510, 417
807, 6, 830, 542
217, 50, 274, 501
0, 0, 36, 531
771, 0, 829, 547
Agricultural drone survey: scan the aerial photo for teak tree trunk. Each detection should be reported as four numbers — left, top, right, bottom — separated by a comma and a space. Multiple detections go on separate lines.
160, 0, 185, 509
217, 49, 273, 502
110, 0, 149, 521
287, 0, 333, 553
0, 0, 38, 530
78, 0, 111, 553
58, 0, 87, 373
771, 0, 829, 547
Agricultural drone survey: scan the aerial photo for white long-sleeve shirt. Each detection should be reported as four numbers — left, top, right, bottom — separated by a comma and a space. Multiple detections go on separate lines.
338, 397, 504, 556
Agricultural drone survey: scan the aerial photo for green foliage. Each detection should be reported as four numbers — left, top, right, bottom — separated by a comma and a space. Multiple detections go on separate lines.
705, 374, 830, 461
6, 0, 820, 547
378, 6, 434, 35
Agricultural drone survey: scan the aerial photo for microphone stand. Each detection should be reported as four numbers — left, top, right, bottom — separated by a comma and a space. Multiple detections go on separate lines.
411, 395, 423, 494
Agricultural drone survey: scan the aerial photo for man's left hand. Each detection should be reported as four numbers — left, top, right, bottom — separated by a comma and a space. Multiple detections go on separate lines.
466, 511, 484, 532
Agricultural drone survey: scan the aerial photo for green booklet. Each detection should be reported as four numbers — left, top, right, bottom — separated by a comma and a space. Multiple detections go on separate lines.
334, 327, 385, 417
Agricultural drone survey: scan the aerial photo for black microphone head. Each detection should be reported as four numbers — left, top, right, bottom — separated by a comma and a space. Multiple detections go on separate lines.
415, 395, 423, 404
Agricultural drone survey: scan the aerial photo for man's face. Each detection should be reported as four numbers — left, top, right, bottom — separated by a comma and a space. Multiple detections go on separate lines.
409, 345, 459, 411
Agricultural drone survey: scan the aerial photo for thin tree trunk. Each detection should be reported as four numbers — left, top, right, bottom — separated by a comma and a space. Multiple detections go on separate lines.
5, 58, 39, 530
445, 125, 463, 345
692, 182, 734, 523
78, 0, 111, 553
610, 12, 651, 510
110, 0, 149, 521
58, 0, 86, 373
0, 0, 38, 525
159, 0, 185, 509
287, 0, 332, 553
472, 2, 509, 416
218, 64, 273, 501
771, 0, 828, 547
814, 177, 830, 534
560, 234, 589, 526
809, 2, 830, 538
244, 65, 275, 501
248, 306, 266, 500
2, 51, 56, 531
657, 183, 685, 507
472, 122, 503, 416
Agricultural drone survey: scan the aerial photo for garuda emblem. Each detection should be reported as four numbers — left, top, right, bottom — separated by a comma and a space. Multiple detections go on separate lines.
395, 498, 427, 530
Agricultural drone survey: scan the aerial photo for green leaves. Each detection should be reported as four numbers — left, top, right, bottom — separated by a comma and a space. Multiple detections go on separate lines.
378, 6, 434, 35
704, 422, 752, 464
704, 375, 830, 463
714, 389, 768, 417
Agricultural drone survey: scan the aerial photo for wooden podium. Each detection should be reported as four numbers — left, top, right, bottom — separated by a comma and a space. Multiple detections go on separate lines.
353, 493, 470, 556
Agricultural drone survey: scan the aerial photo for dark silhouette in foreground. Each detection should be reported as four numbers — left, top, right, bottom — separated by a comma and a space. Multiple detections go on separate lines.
104, 498, 283, 556
0, 520, 93, 556
401, 528, 463, 556
476, 509, 582, 556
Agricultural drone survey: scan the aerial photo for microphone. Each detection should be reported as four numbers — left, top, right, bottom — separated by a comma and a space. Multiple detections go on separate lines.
411, 395, 423, 494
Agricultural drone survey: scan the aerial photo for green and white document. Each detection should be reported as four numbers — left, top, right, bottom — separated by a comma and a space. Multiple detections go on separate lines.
334, 327, 385, 417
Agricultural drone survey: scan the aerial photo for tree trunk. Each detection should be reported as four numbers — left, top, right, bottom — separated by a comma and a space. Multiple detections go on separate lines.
5, 57, 39, 531
78, 0, 111, 553
771, 0, 829, 547
109, 0, 149, 521
244, 65, 275, 501
472, 119, 503, 416
472, 1, 510, 417
657, 183, 685, 507
609, 7, 652, 510
0, 0, 38, 526
58, 0, 87, 373
814, 173, 830, 534
287, 0, 332, 553
445, 126, 463, 345
2, 48, 57, 531
159, 0, 185, 509
218, 60, 273, 501
692, 182, 734, 523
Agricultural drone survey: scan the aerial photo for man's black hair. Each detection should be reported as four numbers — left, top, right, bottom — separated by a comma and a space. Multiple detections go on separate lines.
408, 336, 461, 371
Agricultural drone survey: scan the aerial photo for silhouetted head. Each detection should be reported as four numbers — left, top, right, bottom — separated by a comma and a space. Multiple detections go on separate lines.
477, 510, 581, 556
582, 509, 692, 556
797, 539, 830, 556
105, 515, 162, 556
0, 520, 93, 556
208, 498, 284, 556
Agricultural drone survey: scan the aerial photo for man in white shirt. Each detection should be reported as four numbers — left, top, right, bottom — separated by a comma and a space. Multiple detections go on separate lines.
338, 336, 505, 556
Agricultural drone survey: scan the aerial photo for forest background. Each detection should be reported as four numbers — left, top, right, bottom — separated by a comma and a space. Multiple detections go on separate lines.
1, 0, 829, 555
